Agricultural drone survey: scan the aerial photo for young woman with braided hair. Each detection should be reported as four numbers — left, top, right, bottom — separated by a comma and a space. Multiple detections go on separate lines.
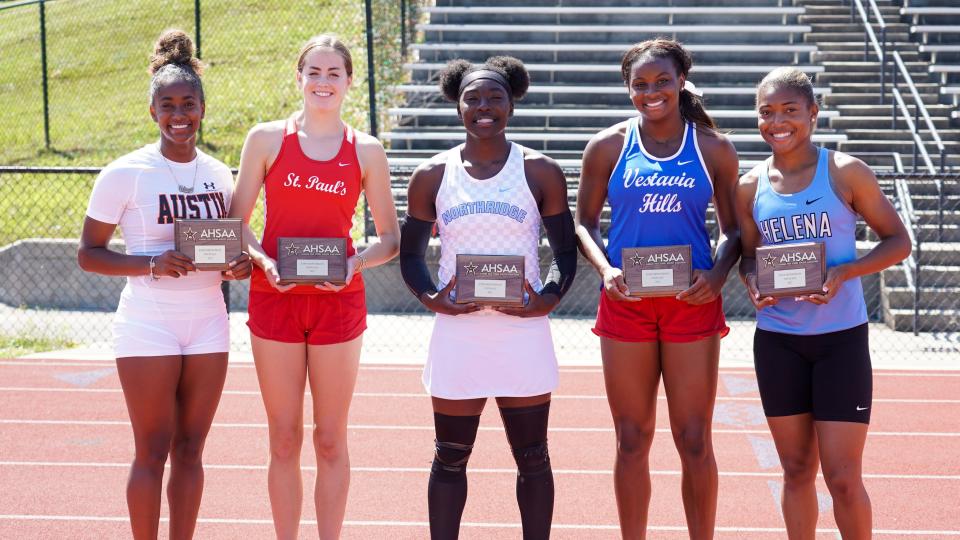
78, 29, 251, 539
400, 56, 577, 539
575, 38, 741, 539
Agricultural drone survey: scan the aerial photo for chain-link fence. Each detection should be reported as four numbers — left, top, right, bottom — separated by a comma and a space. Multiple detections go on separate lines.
0, 0, 422, 166
1, 167, 958, 362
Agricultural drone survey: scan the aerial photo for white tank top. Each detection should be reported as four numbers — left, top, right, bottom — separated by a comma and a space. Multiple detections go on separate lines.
435, 142, 543, 293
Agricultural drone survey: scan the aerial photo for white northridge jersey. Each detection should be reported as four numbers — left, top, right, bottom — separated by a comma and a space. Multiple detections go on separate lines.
86, 144, 234, 292
424, 143, 558, 400
435, 142, 543, 293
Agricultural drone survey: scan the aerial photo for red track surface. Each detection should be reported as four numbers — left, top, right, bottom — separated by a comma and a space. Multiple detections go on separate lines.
0, 358, 958, 539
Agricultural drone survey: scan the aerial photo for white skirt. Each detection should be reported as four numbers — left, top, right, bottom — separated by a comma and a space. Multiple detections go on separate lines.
423, 309, 559, 399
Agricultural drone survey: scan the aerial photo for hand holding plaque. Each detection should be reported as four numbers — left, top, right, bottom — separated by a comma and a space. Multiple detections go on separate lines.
174, 218, 243, 271
277, 237, 348, 285
455, 254, 525, 306
621, 245, 692, 297
756, 242, 826, 298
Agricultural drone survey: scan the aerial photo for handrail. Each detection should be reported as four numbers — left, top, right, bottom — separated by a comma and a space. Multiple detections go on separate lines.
892, 52, 946, 156
894, 178, 921, 335
891, 87, 937, 174
852, 0, 887, 102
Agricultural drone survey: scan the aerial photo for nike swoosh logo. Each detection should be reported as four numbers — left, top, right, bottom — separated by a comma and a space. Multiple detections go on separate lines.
338, 162, 351, 167
806, 197, 823, 205
677, 160, 693, 166
856, 405, 869, 411
498, 187, 512, 193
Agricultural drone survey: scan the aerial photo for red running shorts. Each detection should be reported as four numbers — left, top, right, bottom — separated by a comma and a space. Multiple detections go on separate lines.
593, 293, 729, 343
247, 289, 367, 345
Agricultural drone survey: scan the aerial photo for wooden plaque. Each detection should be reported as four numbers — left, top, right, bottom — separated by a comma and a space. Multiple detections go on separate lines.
455, 254, 525, 306
174, 218, 243, 271
277, 237, 348, 285
621, 245, 692, 297
756, 242, 826, 298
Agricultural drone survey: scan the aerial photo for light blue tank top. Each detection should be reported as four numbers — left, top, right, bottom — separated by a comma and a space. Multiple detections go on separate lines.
606, 119, 715, 271
753, 148, 867, 334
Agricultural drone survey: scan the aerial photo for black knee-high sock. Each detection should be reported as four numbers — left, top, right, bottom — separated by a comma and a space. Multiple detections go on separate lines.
500, 402, 554, 540
428, 412, 481, 540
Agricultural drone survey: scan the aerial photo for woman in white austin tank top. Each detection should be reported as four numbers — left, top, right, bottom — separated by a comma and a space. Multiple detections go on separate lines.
77, 30, 251, 539
399, 57, 577, 538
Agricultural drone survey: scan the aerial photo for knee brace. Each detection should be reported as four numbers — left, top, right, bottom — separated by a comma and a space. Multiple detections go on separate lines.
512, 440, 551, 478
432, 439, 474, 478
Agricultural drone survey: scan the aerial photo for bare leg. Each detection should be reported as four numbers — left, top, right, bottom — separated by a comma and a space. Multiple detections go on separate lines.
252, 335, 307, 540
816, 421, 871, 540
599, 337, 661, 540
767, 414, 820, 540
116, 355, 181, 540
660, 337, 720, 540
306, 335, 363, 540
167, 352, 228, 540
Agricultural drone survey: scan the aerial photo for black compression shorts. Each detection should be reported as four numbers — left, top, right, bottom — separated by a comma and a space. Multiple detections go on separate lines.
754, 323, 872, 424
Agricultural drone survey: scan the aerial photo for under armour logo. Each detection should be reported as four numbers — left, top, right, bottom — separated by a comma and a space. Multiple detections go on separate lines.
204, 182, 216, 190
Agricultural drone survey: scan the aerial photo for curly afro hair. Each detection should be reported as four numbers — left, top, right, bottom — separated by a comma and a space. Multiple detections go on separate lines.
438, 56, 529, 102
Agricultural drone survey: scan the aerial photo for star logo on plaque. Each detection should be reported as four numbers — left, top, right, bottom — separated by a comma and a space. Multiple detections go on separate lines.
285, 244, 300, 256
762, 254, 777, 268
463, 261, 478, 275
182, 228, 198, 241
630, 252, 644, 267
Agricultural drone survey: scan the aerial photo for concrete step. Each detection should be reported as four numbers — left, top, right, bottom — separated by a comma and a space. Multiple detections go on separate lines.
829, 116, 953, 130
842, 129, 960, 141
910, 195, 960, 211
911, 243, 960, 266
915, 209, 960, 226
884, 265, 960, 287
824, 92, 939, 105
916, 224, 960, 242
828, 81, 939, 94
809, 23, 910, 33
805, 32, 910, 44
818, 71, 934, 84
835, 103, 955, 116
821, 61, 928, 71
900, 180, 960, 196
839, 139, 960, 155
885, 286, 960, 309
814, 50, 920, 62
882, 307, 960, 332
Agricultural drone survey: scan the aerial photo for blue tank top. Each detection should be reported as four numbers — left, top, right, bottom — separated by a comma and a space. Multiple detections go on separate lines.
606, 119, 715, 271
753, 148, 867, 335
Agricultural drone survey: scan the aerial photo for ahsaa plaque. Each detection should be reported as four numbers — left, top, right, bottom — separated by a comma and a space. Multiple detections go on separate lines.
621, 245, 692, 297
277, 237, 348, 285
455, 254, 525, 306
756, 242, 826, 298
174, 218, 243, 271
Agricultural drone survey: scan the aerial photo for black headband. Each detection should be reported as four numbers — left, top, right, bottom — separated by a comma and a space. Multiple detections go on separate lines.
458, 69, 510, 97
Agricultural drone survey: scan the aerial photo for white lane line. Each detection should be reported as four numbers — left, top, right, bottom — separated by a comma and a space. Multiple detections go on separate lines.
2, 387, 958, 405
2, 461, 957, 481
0, 419, 957, 437
0, 515, 956, 535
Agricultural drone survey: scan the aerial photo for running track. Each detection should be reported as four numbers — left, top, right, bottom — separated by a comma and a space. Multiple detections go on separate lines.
1, 358, 958, 539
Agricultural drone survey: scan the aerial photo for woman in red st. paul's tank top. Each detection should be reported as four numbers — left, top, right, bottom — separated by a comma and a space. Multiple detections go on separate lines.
229, 35, 399, 539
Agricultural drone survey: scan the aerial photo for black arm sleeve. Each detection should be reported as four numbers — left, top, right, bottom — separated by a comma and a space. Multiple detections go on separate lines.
399, 214, 438, 299
539, 209, 577, 300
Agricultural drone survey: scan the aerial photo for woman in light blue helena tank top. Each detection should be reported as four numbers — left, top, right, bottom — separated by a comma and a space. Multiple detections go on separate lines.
575, 39, 742, 539
736, 68, 910, 538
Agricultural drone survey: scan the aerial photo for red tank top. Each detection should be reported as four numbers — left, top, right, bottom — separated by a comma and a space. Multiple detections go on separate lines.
250, 115, 364, 294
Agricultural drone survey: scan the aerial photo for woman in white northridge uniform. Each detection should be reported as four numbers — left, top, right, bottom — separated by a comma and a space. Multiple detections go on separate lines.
400, 56, 578, 539
78, 30, 250, 540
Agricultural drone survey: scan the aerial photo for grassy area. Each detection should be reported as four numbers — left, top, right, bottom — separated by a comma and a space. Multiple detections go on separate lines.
0, 0, 408, 166
0, 0, 412, 243
0, 334, 76, 358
